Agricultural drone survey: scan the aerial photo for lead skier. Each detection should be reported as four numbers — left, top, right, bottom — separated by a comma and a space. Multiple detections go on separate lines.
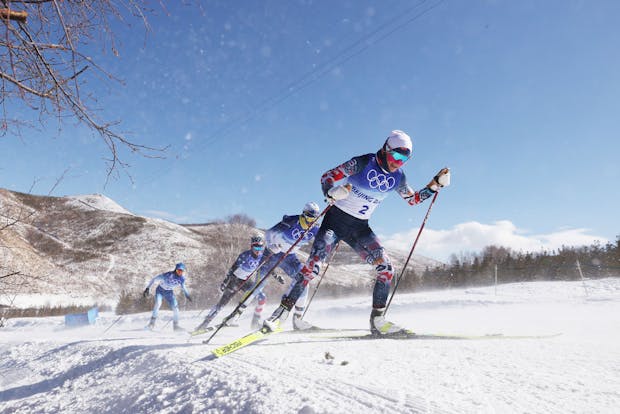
263, 130, 450, 336
143, 262, 192, 331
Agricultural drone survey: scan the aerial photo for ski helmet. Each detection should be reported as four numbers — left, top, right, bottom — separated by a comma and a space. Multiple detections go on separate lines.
377, 130, 412, 171
250, 235, 264, 250
175, 262, 186, 272
302, 201, 320, 220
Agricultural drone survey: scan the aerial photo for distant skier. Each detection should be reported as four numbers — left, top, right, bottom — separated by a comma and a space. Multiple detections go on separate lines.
193, 202, 321, 333
143, 262, 192, 331
263, 130, 450, 336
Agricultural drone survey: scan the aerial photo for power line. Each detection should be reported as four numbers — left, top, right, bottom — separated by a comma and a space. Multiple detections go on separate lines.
194, 0, 446, 151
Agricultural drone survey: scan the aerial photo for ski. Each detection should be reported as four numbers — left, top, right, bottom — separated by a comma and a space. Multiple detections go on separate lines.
208, 325, 283, 358
189, 326, 215, 337
313, 331, 562, 341
190, 321, 236, 337
288, 326, 365, 334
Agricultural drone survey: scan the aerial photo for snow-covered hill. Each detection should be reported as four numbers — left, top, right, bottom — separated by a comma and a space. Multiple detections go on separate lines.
1, 278, 619, 413
0, 188, 440, 308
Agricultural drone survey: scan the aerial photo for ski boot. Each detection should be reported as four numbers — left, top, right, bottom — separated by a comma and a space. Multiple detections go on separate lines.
292, 312, 314, 331
369, 308, 410, 336
192, 316, 214, 335
251, 313, 262, 330
225, 304, 246, 327
173, 321, 185, 332
263, 304, 290, 332
146, 316, 156, 331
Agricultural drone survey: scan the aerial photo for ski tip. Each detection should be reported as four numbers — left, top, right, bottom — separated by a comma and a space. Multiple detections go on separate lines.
371, 330, 417, 339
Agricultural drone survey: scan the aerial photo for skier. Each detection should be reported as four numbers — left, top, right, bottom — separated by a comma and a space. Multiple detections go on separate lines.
143, 262, 192, 331
193, 202, 321, 333
263, 130, 450, 336
193, 235, 273, 333
260, 201, 321, 330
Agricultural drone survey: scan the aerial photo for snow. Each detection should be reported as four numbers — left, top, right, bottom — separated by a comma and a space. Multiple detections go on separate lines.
65, 194, 134, 215
4, 293, 117, 309
1, 278, 619, 414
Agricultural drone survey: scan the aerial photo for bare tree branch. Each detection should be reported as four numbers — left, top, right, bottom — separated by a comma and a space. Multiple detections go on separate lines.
0, 271, 20, 280
47, 166, 70, 195
1, 0, 170, 177
1, 8, 28, 22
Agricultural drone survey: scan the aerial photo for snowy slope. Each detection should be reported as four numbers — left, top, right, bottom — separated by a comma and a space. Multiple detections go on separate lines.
1, 187, 439, 307
1, 278, 619, 414
64, 194, 135, 216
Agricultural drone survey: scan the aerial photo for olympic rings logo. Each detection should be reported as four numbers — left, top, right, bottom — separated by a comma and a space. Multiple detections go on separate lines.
367, 169, 395, 192
244, 257, 260, 269
292, 228, 312, 241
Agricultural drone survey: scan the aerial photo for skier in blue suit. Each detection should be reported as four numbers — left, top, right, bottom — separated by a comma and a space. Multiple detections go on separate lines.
261, 201, 321, 330
193, 202, 321, 333
263, 130, 450, 335
143, 262, 192, 331
193, 235, 269, 333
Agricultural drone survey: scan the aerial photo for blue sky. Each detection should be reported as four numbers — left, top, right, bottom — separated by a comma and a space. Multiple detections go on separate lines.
2, 0, 619, 261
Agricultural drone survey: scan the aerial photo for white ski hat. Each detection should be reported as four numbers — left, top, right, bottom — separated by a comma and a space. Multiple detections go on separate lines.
385, 130, 413, 153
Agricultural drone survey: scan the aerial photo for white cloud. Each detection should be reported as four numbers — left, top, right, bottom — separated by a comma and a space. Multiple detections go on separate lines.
382, 220, 609, 263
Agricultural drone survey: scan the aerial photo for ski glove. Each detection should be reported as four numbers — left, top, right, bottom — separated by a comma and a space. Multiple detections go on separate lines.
220, 270, 234, 292
327, 184, 351, 201
427, 168, 450, 192
273, 273, 285, 284
142, 288, 150, 298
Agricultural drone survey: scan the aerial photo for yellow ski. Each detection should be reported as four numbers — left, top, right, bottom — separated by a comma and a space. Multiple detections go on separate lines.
210, 325, 283, 358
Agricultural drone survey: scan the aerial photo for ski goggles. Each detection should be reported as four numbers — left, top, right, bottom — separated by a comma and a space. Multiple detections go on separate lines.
303, 211, 318, 221
252, 244, 264, 251
385, 143, 411, 163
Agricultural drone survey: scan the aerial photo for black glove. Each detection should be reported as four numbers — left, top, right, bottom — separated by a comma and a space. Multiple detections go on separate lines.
221, 270, 234, 292
186, 295, 193, 303
142, 288, 150, 298
273, 273, 285, 284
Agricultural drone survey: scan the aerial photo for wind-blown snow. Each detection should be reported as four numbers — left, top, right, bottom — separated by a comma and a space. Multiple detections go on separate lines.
1, 278, 619, 413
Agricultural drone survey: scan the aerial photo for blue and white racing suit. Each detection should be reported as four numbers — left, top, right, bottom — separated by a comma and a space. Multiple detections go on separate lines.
262, 214, 319, 314
200, 249, 265, 327
146, 271, 191, 323
285, 153, 435, 310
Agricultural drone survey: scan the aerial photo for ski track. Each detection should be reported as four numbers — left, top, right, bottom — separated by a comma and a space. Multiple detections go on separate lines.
1, 279, 620, 413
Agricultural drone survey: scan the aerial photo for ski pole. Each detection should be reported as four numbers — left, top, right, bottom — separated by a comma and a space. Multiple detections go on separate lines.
195, 250, 274, 320
385, 191, 439, 315
101, 293, 143, 335
203, 203, 333, 344
301, 241, 340, 319
159, 291, 192, 331
101, 315, 123, 334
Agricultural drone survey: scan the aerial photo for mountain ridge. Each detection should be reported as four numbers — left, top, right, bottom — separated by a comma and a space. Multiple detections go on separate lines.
0, 188, 441, 308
